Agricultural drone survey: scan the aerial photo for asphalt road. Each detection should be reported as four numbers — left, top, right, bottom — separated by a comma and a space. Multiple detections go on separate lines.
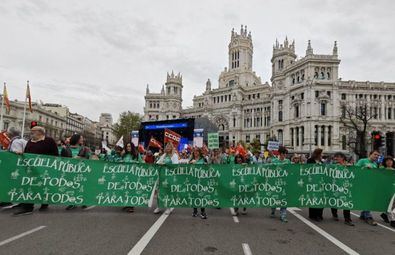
0, 205, 394, 255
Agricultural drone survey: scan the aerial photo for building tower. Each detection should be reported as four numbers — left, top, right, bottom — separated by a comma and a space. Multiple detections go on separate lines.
228, 25, 253, 71
165, 71, 183, 119
271, 37, 297, 79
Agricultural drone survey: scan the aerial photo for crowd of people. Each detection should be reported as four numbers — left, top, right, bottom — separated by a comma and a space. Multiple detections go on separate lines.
0, 125, 394, 229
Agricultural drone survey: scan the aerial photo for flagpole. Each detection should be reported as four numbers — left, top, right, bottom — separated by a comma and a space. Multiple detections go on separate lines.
0, 82, 5, 131
21, 80, 28, 138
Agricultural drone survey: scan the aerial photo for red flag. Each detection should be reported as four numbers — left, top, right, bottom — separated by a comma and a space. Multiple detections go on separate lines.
3, 83, 10, 113
26, 81, 32, 113
148, 137, 162, 149
138, 144, 145, 153
0, 131, 10, 149
235, 143, 247, 157
164, 129, 181, 148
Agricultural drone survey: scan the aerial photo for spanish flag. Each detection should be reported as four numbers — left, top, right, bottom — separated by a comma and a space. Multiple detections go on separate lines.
3, 83, 10, 113
26, 81, 32, 113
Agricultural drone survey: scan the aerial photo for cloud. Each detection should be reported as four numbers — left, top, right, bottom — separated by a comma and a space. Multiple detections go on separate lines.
0, 0, 394, 122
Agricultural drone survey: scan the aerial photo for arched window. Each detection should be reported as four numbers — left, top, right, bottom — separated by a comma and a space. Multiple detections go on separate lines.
327, 72, 331, 79
321, 72, 325, 79
314, 72, 319, 79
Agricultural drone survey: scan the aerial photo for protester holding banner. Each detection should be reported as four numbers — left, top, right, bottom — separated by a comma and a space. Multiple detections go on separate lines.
270, 146, 290, 223
0, 127, 26, 209
154, 142, 179, 214
122, 142, 142, 213
156, 142, 179, 165
355, 150, 379, 226
232, 154, 248, 216
123, 143, 142, 163
61, 134, 91, 159
330, 152, 354, 226
380, 156, 395, 227
6, 127, 27, 154
190, 147, 208, 219
105, 146, 124, 162
62, 133, 90, 211
13, 125, 58, 216
307, 148, 324, 222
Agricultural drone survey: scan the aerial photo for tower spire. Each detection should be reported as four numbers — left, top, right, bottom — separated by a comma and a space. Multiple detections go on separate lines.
306, 40, 313, 55
333, 41, 338, 56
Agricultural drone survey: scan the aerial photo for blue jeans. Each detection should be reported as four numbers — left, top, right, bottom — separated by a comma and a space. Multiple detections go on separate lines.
272, 207, 287, 217
361, 210, 372, 219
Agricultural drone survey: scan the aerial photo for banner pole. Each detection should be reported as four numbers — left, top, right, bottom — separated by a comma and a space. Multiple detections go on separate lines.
0, 83, 5, 131
21, 81, 28, 138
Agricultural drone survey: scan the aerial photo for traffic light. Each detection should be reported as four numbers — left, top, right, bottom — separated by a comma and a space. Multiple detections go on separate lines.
30, 121, 38, 129
371, 131, 383, 149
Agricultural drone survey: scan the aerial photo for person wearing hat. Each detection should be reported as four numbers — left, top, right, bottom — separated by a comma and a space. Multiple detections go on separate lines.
13, 125, 59, 216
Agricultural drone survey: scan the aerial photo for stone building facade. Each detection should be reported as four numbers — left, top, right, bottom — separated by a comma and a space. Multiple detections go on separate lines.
144, 25, 395, 155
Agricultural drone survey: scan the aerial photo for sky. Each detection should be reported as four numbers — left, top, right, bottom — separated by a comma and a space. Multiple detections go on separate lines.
1, 0, 394, 122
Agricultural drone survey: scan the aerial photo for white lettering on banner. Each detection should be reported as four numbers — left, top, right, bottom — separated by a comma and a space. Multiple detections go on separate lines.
162, 195, 220, 207
17, 158, 91, 173
96, 193, 148, 205
298, 196, 354, 209
170, 184, 215, 193
164, 132, 180, 142
300, 166, 355, 179
8, 190, 84, 204
231, 196, 287, 207
102, 164, 158, 176
165, 166, 220, 178
232, 166, 288, 178
106, 181, 153, 192
21, 176, 81, 189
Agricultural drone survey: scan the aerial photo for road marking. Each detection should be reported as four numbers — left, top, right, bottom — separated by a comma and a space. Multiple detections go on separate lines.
242, 243, 252, 255
288, 209, 359, 255
128, 208, 174, 255
350, 212, 395, 233
84, 206, 96, 210
229, 208, 239, 223
0, 226, 46, 247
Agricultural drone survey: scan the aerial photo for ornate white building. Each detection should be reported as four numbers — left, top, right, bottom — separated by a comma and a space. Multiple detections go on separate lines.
144, 25, 395, 155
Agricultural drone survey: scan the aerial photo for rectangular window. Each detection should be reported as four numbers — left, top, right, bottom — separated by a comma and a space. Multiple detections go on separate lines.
315, 91, 319, 98
341, 93, 346, 100
278, 111, 283, 122
291, 128, 294, 147
328, 126, 332, 146
388, 108, 392, 120
296, 127, 299, 146
320, 103, 326, 116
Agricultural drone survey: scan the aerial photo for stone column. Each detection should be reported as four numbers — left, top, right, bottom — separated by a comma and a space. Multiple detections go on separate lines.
299, 126, 303, 151
318, 125, 321, 147
324, 125, 328, 149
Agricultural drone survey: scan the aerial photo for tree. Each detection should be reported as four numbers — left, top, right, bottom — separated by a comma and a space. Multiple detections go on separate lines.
340, 100, 377, 158
113, 111, 141, 142
250, 138, 261, 154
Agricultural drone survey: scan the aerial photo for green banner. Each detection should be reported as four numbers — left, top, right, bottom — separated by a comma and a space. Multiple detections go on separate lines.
157, 164, 395, 211
207, 133, 219, 149
0, 152, 394, 211
0, 152, 158, 207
